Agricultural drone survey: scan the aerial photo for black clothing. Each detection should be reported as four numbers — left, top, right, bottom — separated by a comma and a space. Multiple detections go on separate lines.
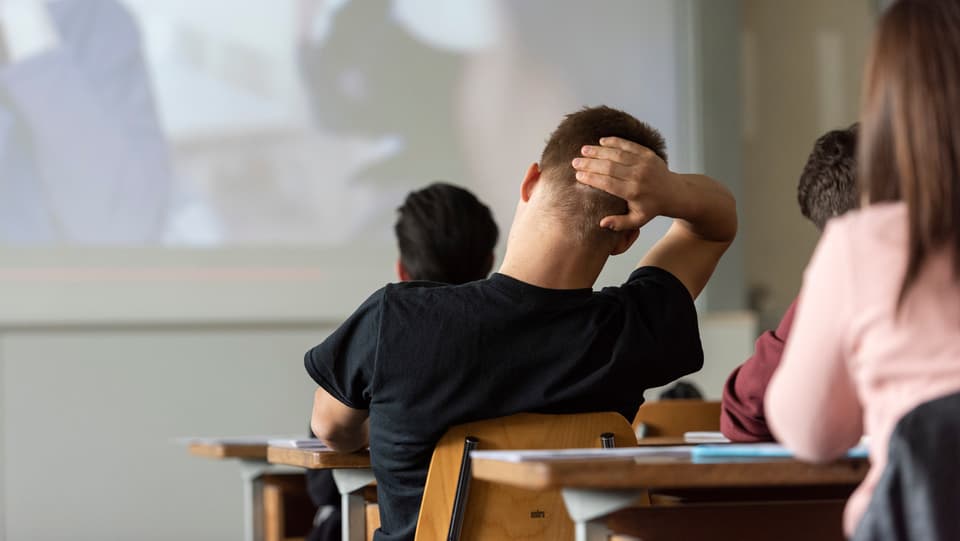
852, 391, 960, 541
305, 461, 340, 541
305, 267, 703, 540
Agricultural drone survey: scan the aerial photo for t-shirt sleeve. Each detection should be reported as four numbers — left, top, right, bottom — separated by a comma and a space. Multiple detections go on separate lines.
612, 266, 704, 386
720, 299, 798, 442
304, 289, 384, 410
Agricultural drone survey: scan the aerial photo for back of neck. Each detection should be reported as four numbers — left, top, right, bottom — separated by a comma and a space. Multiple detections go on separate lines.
498, 231, 607, 290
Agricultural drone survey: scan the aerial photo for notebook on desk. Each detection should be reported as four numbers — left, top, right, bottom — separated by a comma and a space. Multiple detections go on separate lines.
683, 431, 731, 444
267, 438, 330, 450
692, 442, 869, 460
176, 435, 294, 446
470, 446, 694, 463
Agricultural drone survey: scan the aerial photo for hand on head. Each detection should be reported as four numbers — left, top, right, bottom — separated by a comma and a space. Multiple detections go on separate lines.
571, 137, 678, 232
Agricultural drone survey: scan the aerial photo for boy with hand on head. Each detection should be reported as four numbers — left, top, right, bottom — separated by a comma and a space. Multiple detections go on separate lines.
720, 125, 859, 442
306, 105, 737, 541
306, 182, 499, 541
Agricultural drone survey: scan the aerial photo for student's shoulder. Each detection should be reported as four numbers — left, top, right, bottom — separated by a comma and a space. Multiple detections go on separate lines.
825, 202, 906, 241
816, 202, 907, 272
598, 266, 690, 301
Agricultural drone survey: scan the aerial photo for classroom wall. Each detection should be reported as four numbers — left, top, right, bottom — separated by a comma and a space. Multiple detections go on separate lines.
1, 325, 321, 541
741, 0, 874, 329
0, 248, 388, 541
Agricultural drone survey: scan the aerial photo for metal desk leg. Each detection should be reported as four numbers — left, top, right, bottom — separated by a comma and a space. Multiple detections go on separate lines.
562, 488, 647, 541
238, 462, 302, 541
332, 468, 377, 541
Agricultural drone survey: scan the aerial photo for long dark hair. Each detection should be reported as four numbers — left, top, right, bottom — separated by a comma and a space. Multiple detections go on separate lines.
859, 0, 960, 308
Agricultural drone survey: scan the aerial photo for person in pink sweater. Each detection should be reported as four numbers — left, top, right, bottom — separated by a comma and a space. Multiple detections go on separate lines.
720, 125, 858, 442
765, 0, 960, 536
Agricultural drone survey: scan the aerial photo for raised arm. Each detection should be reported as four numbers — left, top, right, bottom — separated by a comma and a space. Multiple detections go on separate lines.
573, 137, 737, 298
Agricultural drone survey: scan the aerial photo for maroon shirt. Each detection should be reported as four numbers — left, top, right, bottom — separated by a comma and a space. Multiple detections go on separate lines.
720, 299, 798, 442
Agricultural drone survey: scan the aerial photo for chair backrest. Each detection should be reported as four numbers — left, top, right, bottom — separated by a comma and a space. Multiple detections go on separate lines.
852, 391, 960, 541
414, 412, 636, 541
632, 399, 721, 438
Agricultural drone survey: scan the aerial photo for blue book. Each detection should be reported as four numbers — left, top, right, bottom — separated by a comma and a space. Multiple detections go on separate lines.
692, 443, 869, 461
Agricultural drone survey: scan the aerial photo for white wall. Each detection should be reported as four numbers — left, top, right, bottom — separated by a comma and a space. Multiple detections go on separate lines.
1, 325, 324, 541
741, 0, 873, 328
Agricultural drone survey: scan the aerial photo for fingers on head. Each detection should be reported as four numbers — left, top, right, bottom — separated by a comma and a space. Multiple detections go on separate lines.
598, 138, 658, 162
574, 171, 616, 193
572, 157, 624, 178
581, 145, 633, 165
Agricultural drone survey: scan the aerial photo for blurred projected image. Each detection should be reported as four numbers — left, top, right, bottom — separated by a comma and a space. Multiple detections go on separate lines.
0, 0, 172, 243
0, 0, 683, 246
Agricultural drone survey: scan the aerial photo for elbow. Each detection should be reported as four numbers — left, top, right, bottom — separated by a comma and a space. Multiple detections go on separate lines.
310, 417, 365, 453
782, 432, 850, 463
720, 201, 739, 244
310, 417, 334, 446
711, 184, 739, 244
766, 394, 852, 463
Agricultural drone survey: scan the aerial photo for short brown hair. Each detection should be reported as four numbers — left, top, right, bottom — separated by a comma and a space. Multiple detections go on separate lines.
860, 0, 960, 308
797, 124, 859, 231
539, 106, 667, 242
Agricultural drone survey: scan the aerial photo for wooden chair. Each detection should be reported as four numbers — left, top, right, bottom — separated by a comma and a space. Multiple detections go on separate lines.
632, 399, 721, 438
414, 412, 636, 541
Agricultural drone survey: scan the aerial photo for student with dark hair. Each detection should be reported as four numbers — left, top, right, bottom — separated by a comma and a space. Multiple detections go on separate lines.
767, 1, 960, 535
720, 124, 859, 442
394, 183, 499, 284
306, 182, 498, 541
305, 105, 737, 540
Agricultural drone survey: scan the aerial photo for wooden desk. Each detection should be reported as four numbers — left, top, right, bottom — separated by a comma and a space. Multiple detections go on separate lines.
189, 441, 270, 460
268, 446, 375, 541
267, 446, 371, 469
471, 454, 868, 491
472, 451, 869, 541
186, 439, 300, 541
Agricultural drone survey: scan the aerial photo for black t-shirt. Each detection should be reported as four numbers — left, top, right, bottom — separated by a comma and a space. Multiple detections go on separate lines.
305, 267, 703, 541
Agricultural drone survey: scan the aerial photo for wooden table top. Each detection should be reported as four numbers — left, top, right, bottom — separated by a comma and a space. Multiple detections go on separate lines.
267, 446, 372, 469
188, 442, 269, 460
471, 454, 869, 492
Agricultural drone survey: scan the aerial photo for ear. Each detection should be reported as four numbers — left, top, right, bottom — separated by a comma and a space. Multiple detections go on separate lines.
520, 162, 542, 203
396, 259, 412, 282
609, 228, 640, 256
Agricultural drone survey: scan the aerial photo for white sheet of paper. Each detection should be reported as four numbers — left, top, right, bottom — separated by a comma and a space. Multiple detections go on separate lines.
266, 438, 329, 450
470, 446, 694, 463
683, 431, 731, 443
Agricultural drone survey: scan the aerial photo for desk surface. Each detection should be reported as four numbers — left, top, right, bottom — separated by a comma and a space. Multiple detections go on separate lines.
188, 442, 269, 460
267, 446, 371, 469
471, 455, 869, 492
185, 434, 678, 461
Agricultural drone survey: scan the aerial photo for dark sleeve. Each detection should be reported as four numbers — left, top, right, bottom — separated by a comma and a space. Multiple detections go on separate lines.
304, 289, 384, 410
720, 298, 798, 442
613, 266, 704, 386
